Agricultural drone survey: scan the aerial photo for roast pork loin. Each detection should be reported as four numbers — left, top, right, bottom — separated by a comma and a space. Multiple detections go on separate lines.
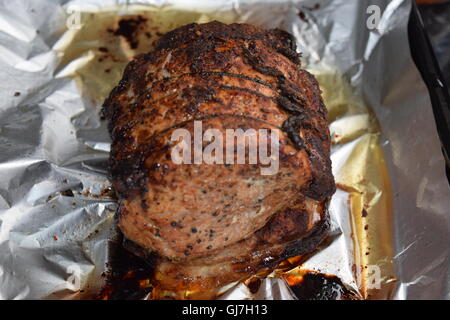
102, 21, 335, 299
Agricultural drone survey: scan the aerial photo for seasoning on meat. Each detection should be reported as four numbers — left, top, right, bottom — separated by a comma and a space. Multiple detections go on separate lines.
102, 21, 335, 299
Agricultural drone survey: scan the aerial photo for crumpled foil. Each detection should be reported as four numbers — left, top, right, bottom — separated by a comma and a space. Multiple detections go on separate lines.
0, 0, 449, 300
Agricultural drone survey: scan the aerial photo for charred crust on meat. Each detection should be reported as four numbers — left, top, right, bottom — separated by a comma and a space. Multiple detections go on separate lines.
154, 21, 301, 64
267, 28, 301, 65
180, 86, 221, 114
141, 199, 149, 209
182, 71, 273, 87
277, 214, 330, 263
242, 42, 285, 78
281, 115, 308, 150
277, 95, 307, 115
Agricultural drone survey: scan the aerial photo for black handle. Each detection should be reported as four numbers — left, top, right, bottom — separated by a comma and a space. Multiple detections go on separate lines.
408, 0, 450, 182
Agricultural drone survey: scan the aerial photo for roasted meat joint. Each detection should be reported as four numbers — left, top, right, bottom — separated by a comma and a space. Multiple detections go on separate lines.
101, 21, 335, 299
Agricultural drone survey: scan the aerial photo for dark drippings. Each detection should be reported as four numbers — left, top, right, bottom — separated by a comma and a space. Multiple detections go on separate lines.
246, 278, 263, 294
289, 272, 357, 300
108, 15, 148, 49
97, 233, 355, 300
96, 231, 155, 300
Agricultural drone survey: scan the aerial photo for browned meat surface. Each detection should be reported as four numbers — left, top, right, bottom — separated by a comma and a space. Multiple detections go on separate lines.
102, 21, 335, 299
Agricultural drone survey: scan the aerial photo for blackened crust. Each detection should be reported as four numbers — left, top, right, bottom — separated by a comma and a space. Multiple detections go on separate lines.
154, 21, 300, 65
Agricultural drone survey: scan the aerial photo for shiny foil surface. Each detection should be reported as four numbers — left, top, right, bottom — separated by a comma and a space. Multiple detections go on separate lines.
0, 0, 449, 300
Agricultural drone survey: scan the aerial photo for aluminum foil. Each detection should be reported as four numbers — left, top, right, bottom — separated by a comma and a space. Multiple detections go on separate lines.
0, 0, 449, 300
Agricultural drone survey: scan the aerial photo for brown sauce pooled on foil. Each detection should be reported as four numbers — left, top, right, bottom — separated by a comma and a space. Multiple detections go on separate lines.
97, 232, 155, 300
286, 271, 357, 300
98, 235, 357, 300
107, 15, 148, 49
